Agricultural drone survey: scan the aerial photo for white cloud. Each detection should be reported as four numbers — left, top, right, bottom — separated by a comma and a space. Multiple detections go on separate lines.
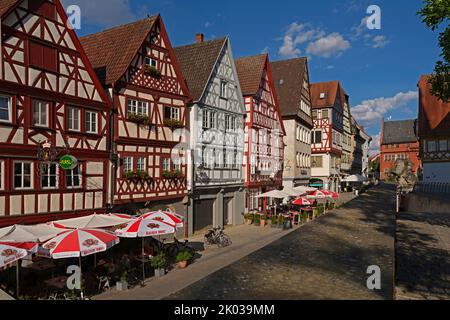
61, 0, 136, 28
351, 91, 418, 128
372, 35, 389, 48
204, 21, 212, 28
369, 132, 381, 156
279, 22, 349, 59
261, 46, 270, 54
306, 33, 351, 58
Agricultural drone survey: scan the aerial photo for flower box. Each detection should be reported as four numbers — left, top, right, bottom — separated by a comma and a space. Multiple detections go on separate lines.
144, 65, 161, 78
162, 170, 184, 179
127, 113, 152, 126
164, 119, 184, 129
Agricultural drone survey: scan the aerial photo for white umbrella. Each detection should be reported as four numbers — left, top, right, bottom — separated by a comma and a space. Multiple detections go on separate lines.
256, 190, 290, 199
281, 187, 304, 197
54, 213, 132, 229
0, 224, 63, 243
294, 186, 318, 194
0, 244, 27, 269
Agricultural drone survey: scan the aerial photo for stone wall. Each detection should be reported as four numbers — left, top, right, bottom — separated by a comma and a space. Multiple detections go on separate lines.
404, 193, 450, 214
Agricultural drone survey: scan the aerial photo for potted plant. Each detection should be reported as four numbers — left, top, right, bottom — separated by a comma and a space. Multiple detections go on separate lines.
164, 119, 184, 129
260, 213, 267, 227
136, 170, 149, 180
253, 213, 261, 226
300, 211, 308, 223
277, 215, 284, 228
247, 213, 255, 225
176, 250, 193, 269
270, 215, 278, 228
116, 271, 128, 291
127, 113, 151, 126
124, 171, 135, 180
144, 65, 161, 78
151, 253, 167, 278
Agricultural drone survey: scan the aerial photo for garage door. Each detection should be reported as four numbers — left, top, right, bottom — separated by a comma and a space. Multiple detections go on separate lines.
194, 199, 214, 232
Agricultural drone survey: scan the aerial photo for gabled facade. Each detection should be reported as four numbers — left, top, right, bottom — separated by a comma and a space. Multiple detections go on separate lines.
271, 57, 313, 188
310, 81, 344, 192
0, 0, 111, 226
80, 16, 191, 219
236, 54, 286, 212
341, 89, 353, 177
380, 119, 421, 181
418, 75, 450, 183
174, 35, 246, 235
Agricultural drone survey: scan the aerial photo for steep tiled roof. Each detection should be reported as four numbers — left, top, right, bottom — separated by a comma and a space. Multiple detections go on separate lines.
80, 16, 158, 85
0, 0, 19, 17
174, 38, 227, 101
382, 119, 418, 145
418, 75, 450, 137
235, 54, 267, 96
310, 81, 340, 109
270, 57, 308, 118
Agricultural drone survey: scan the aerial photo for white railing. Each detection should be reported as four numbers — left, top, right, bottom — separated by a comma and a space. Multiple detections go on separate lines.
414, 182, 450, 194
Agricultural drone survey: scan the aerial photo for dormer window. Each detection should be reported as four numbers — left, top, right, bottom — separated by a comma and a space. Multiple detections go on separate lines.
320, 92, 327, 99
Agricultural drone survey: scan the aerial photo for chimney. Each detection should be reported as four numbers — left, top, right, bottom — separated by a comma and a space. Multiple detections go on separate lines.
196, 33, 204, 43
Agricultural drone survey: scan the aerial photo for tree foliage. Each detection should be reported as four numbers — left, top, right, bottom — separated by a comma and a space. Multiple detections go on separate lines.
418, 0, 450, 102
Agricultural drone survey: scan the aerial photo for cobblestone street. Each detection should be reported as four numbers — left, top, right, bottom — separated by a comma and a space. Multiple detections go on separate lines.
168, 185, 396, 300
396, 211, 450, 300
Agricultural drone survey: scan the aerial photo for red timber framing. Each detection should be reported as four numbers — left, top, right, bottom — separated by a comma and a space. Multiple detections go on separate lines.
0, 0, 112, 226
236, 54, 286, 211
80, 16, 191, 208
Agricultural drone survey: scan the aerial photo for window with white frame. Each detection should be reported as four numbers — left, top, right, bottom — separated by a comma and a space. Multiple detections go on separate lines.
209, 111, 217, 129
145, 57, 157, 68
127, 99, 148, 116
172, 160, 181, 172
427, 140, 436, 152
66, 165, 82, 188
220, 80, 227, 98
202, 110, 209, 129
164, 106, 180, 121
0, 95, 12, 122
41, 163, 58, 189
67, 107, 80, 131
86, 111, 98, 134
32, 100, 49, 127
439, 140, 448, 152
123, 157, 133, 173
137, 157, 146, 172
162, 158, 171, 172
14, 162, 32, 189
296, 126, 300, 141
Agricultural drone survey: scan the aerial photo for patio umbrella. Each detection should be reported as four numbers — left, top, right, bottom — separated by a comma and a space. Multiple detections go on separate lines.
294, 186, 318, 194
115, 216, 177, 285
292, 197, 314, 206
140, 211, 184, 228
281, 187, 303, 197
0, 224, 63, 243
0, 244, 27, 269
40, 228, 120, 296
256, 190, 290, 199
0, 243, 28, 297
54, 213, 132, 229
306, 190, 329, 200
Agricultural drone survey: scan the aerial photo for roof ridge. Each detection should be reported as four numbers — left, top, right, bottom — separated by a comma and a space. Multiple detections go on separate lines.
80, 15, 159, 40
174, 37, 227, 50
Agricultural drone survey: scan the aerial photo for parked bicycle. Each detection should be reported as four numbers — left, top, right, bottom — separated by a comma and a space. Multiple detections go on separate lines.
205, 228, 232, 248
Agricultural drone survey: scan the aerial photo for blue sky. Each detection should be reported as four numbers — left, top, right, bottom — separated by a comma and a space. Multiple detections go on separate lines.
63, 0, 442, 154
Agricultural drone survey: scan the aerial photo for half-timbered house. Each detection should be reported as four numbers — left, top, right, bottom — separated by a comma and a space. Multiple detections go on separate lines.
236, 54, 286, 212
271, 57, 313, 188
174, 35, 246, 235
80, 16, 191, 219
0, 0, 111, 226
418, 75, 450, 183
310, 81, 344, 191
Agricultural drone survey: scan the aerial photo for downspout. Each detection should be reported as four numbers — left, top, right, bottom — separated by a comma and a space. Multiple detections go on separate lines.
109, 83, 117, 211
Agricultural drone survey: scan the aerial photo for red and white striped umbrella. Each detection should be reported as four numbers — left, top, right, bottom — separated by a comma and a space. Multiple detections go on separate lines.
115, 217, 176, 238
41, 229, 120, 259
292, 197, 314, 206
306, 190, 328, 199
0, 243, 27, 268
0, 242, 38, 254
141, 211, 184, 228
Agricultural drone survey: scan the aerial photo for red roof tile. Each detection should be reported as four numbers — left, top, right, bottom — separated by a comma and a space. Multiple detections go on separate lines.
0, 0, 19, 17
174, 38, 227, 101
80, 16, 158, 85
235, 54, 268, 96
310, 81, 340, 109
418, 75, 450, 137
270, 57, 308, 117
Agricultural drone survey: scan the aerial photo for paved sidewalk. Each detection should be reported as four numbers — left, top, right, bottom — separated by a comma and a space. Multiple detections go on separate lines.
169, 185, 395, 300
396, 211, 450, 300
93, 224, 302, 300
